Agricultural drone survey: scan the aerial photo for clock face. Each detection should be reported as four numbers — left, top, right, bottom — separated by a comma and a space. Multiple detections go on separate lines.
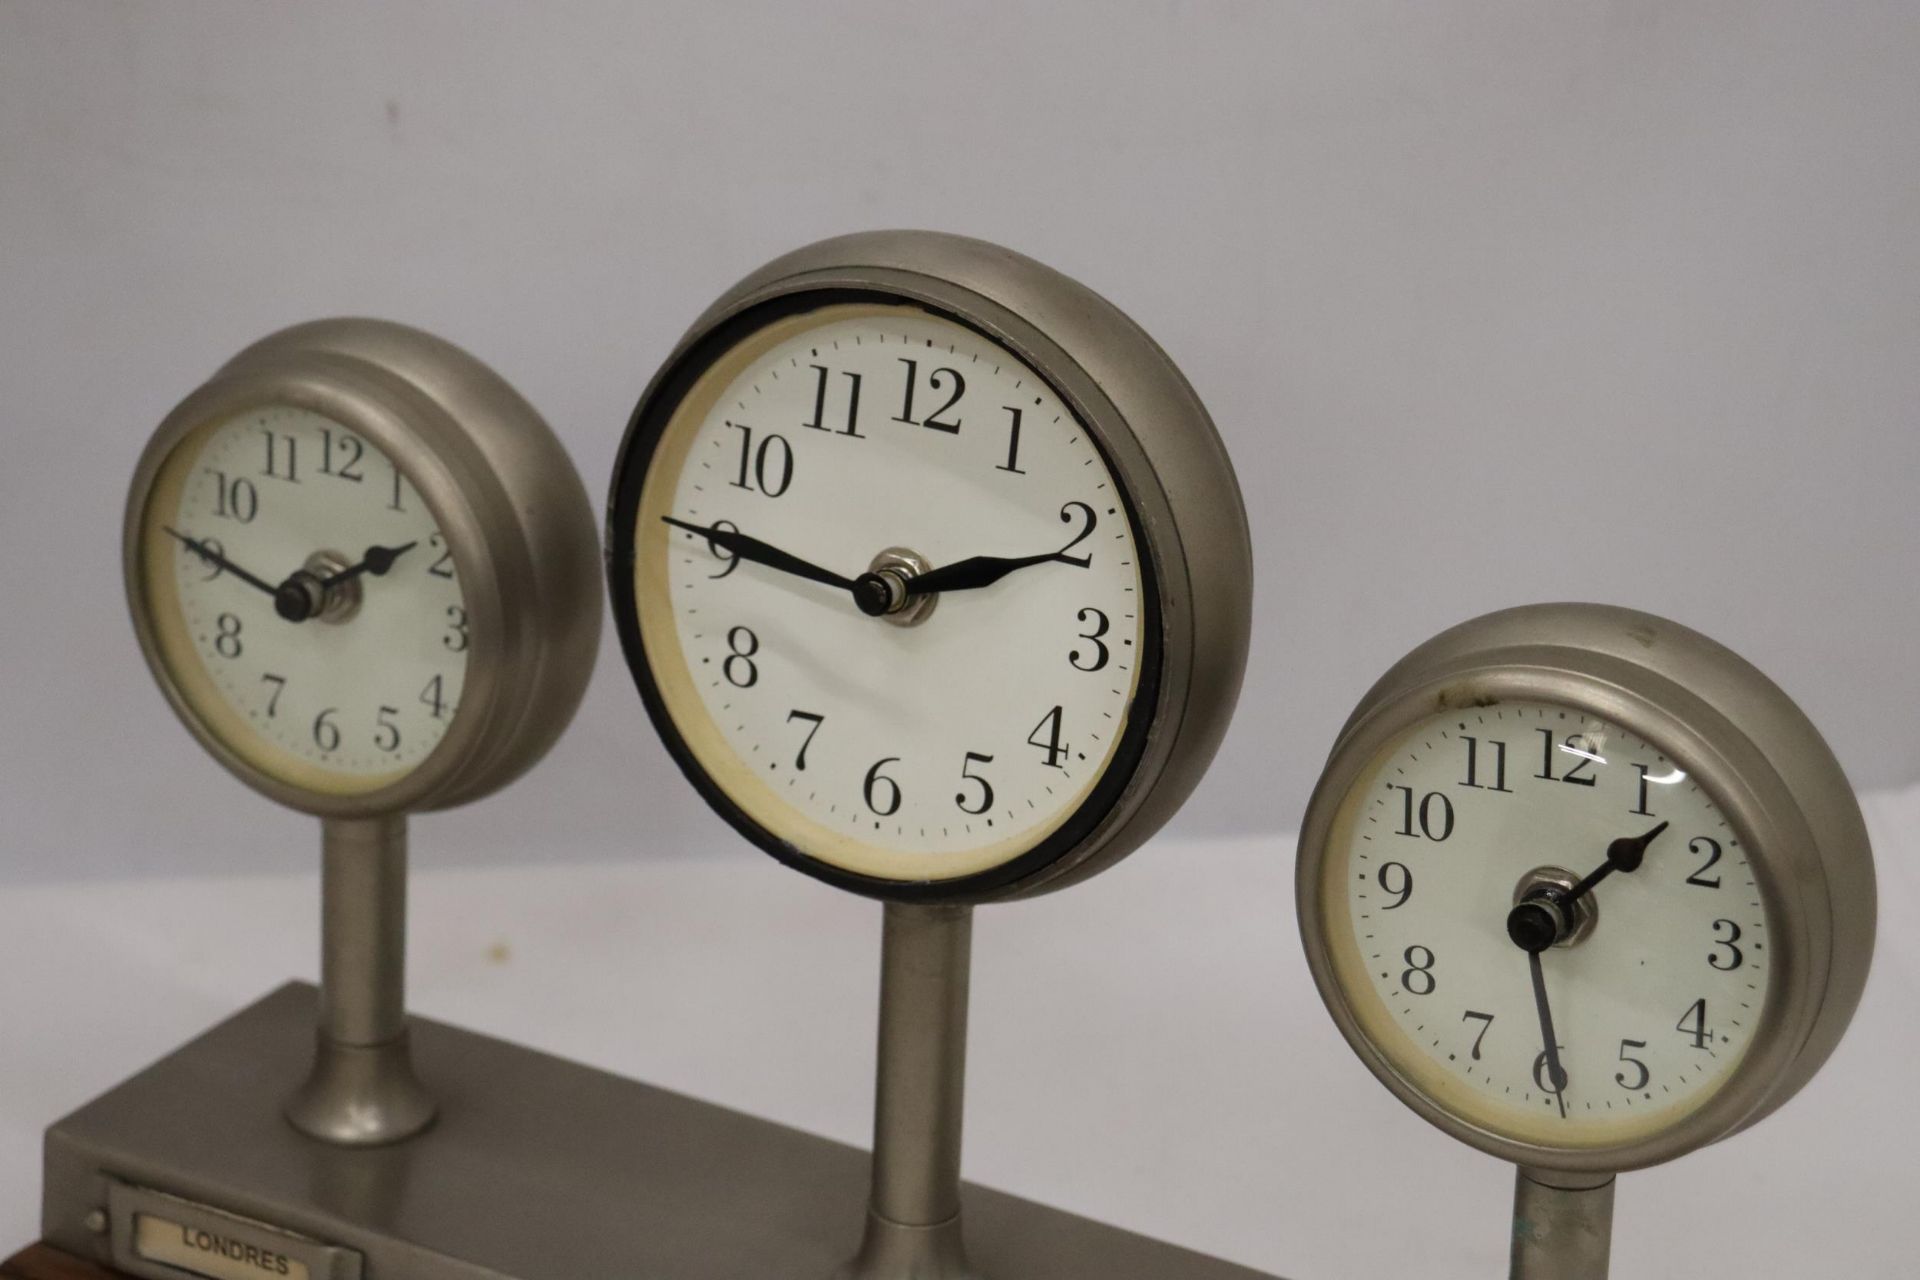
136, 405, 470, 795
1320, 700, 1775, 1150
619, 300, 1158, 890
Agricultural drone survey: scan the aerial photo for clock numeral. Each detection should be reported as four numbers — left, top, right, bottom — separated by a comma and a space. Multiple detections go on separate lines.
209, 471, 259, 523
1027, 705, 1069, 770
1056, 502, 1097, 567
261, 431, 300, 483
1460, 735, 1510, 791
1070, 607, 1111, 672
1686, 836, 1723, 888
427, 532, 455, 580
702, 520, 742, 578
443, 605, 470, 653
893, 358, 964, 433
1708, 918, 1745, 970
1536, 729, 1600, 786
802, 365, 864, 437
312, 708, 341, 753
1532, 1048, 1569, 1095
1400, 945, 1436, 996
726, 422, 794, 497
1676, 997, 1711, 1050
1614, 1039, 1651, 1090
318, 429, 365, 481
375, 706, 402, 752
785, 710, 824, 770
723, 626, 760, 688
388, 463, 407, 512
1461, 1010, 1494, 1060
864, 757, 903, 817
1389, 785, 1454, 841
419, 674, 449, 720
192, 536, 227, 581
1631, 763, 1656, 816
955, 752, 995, 815
1378, 860, 1413, 909
213, 613, 244, 659
997, 406, 1027, 474
260, 672, 286, 718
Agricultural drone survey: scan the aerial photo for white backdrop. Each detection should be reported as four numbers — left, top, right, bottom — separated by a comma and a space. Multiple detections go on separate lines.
2, 1, 1918, 881
2, 5, 1918, 1278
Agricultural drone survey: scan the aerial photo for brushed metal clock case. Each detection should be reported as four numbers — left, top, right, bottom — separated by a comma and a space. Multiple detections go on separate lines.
122, 318, 602, 1145
610, 231, 1254, 1280
1295, 602, 1875, 1277
610, 229, 1254, 906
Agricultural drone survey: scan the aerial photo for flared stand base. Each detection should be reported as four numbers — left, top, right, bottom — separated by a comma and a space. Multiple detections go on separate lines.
32, 983, 1279, 1280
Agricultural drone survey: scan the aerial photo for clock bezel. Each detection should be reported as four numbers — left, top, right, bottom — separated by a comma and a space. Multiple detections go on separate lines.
607, 231, 1252, 904
1295, 603, 1875, 1176
125, 319, 602, 819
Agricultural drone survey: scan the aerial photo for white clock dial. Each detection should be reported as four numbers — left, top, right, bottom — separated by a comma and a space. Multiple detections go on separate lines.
1323, 700, 1774, 1149
139, 406, 469, 794
631, 303, 1151, 886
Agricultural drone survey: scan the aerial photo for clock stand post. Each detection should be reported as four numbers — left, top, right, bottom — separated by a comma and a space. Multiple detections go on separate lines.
837, 901, 984, 1280
283, 814, 437, 1145
1509, 1167, 1615, 1279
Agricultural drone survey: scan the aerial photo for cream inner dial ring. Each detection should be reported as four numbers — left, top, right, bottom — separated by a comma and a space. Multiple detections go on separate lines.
1323, 699, 1775, 1150
627, 301, 1158, 888
136, 404, 469, 796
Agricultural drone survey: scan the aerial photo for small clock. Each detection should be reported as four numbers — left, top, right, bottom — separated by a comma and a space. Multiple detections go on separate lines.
125, 318, 601, 1145
1296, 603, 1875, 1179
126, 318, 601, 818
607, 230, 1251, 901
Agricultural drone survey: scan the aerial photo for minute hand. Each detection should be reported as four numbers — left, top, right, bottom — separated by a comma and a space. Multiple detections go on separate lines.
661, 517, 858, 592
903, 550, 1083, 597
163, 527, 279, 599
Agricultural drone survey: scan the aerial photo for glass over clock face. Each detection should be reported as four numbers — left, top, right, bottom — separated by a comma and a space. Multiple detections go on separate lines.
1319, 699, 1775, 1150
620, 300, 1158, 891
135, 405, 470, 796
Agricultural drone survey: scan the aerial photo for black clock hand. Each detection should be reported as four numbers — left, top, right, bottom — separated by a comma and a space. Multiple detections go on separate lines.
1527, 948, 1570, 1119
1564, 820, 1670, 906
164, 527, 280, 599
321, 542, 418, 589
1506, 819, 1671, 956
901, 549, 1083, 598
662, 517, 863, 595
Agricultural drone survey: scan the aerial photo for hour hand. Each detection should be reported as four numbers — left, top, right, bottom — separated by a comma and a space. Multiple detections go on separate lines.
163, 527, 279, 599
1566, 820, 1670, 905
321, 542, 419, 588
662, 517, 858, 594
902, 550, 1078, 598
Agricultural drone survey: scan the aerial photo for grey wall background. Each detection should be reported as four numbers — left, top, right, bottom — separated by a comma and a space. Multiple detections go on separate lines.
2, 0, 1915, 883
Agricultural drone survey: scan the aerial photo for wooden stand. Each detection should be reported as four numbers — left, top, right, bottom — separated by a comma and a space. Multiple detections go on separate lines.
2, 1245, 121, 1279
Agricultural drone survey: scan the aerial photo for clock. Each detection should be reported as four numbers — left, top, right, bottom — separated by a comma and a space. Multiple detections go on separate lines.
126, 318, 600, 818
124, 316, 601, 1144
1296, 603, 1875, 1266
607, 230, 1251, 902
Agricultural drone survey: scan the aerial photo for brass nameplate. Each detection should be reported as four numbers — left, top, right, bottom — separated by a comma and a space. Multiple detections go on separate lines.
106, 1181, 361, 1280
134, 1213, 311, 1280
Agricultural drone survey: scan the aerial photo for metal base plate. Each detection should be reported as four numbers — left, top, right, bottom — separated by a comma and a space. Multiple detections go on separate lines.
42, 984, 1279, 1279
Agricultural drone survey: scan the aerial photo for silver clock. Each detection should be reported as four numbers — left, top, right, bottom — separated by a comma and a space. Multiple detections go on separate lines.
607, 230, 1253, 1276
125, 317, 601, 1144
1296, 603, 1875, 1276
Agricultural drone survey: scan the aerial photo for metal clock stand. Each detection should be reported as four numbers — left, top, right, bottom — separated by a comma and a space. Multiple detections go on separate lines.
840, 903, 979, 1279
1511, 1169, 1614, 1280
284, 815, 436, 1145
22, 284, 1281, 1279
604, 231, 1267, 1278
